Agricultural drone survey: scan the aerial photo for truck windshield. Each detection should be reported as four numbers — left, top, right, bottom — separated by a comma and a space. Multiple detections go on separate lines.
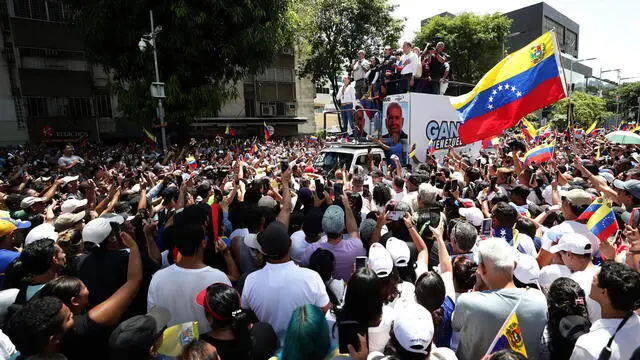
315, 152, 354, 170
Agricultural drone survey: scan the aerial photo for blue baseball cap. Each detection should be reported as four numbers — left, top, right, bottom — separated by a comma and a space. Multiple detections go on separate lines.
613, 179, 640, 199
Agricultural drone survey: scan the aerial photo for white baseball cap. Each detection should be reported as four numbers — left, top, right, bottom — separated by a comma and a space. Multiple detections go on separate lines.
61, 198, 88, 214
538, 264, 571, 293
99, 213, 125, 225
385, 237, 410, 267
513, 253, 540, 286
550, 233, 592, 255
61, 175, 79, 186
20, 196, 46, 210
82, 218, 113, 244
368, 243, 394, 277
458, 207, 484, 227
24, 223, 58, 246
393, 303, 434, 354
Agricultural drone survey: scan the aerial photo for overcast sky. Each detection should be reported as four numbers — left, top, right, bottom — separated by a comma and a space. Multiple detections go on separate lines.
391, 0, 639, 83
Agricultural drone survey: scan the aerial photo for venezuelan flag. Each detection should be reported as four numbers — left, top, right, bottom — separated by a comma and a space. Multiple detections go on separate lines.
486, 312, 527, 357
453, 31, 566, 144
409, 143, 417, 158
264, 122, 272, 140
523, 143, 554, 167
310, 135, 318, 143
143, 128, 158, 149
586, 202, 618, 242
586, 120, 598, 136
578, 198, 604, 221
426, 139, 436, 154
482, 136, 499, 149
521, 118, 538, 141
186, 156, 197, 170
157, 322, 199, 357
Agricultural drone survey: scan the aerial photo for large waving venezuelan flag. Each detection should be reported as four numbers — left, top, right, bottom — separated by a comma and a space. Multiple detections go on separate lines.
453, 31, 566, 144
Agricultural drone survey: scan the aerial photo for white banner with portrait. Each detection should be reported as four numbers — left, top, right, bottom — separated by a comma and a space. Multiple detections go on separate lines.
382, 93, 481, 162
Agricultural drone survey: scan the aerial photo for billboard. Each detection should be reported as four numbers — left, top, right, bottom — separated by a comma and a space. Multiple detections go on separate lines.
383, 93, 481, 162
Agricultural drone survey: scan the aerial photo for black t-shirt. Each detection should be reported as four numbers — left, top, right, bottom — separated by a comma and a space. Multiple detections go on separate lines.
61, 313, 113, 360
77, 248, 159, 320
429, 53, 448, 79
200, 334, 251, 360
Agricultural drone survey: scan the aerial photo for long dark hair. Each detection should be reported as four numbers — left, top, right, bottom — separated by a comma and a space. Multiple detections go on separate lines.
546, 277, 591, 359
202, 283, 252, 355
341, 268, 383, 329
38, 276, 83, 307
415, 271, 445, 339
308, 249, 339, 305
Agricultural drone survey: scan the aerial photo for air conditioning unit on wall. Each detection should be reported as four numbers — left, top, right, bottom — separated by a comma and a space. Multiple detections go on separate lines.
261, 104, 276, 116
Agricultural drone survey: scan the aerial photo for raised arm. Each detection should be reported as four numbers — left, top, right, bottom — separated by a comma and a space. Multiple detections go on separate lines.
341, 193, 359, 239
403, 213, 427, 252
430, 223, 452, 274
276, 169, 292, 226
88, 232, 142, 326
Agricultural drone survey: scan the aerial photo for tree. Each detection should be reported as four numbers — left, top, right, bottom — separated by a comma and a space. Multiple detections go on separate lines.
413, 13, 512, 84
551, 91, 612, 129
296, 0, 404, 109
65, 0, 295, 122
615, 82, 640, 122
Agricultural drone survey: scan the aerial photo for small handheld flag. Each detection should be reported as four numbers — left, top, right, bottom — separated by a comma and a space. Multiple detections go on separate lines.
309, 135, 318, 143
426, 139, 436, 154
143, 128, 158, 149
408, 143, 417, 158
186, 156, 197, 170
264, 122, 273, 140
482, 136, 500, 149
521, 119, 538, 142
485, 289, 529, 358
578, 198, 603, 221
586, 120, 598, 136
586, 201, 618, 242
523, 143, 554, 167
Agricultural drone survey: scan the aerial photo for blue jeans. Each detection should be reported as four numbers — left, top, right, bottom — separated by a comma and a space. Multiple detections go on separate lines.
341, 105, 354, 133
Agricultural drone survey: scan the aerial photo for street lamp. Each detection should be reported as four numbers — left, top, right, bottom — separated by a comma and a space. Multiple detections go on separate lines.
502, 31, 524, 59
567, 57, 596, 128
139, 10, 167, 153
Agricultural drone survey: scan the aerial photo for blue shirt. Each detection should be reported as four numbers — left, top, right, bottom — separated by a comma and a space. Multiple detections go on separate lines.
0, 249, 19, 274
384, 138, 405, 166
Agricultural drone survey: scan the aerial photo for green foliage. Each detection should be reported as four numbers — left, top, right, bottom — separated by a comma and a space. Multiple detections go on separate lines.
551, 91, 612, 129
616, 81, 640, 115
414, 13, 512, 84
296, 0, 404, 105
65, 0, 295, 122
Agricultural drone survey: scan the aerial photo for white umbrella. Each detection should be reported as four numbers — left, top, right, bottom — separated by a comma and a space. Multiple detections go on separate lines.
605, 131, 640, 145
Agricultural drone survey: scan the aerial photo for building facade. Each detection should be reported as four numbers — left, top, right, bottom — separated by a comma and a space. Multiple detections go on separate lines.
0, 0, 116, 145
503, 2, 593, 91
0, 1, 315, 145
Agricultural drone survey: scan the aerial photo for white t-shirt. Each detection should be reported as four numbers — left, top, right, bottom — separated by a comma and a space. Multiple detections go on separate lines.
242, 261, 330, 344
541, 221, 600, 255
290, 230, 327, 264
229, 228, 249, 244
147, 264, 231, 333
400, 52, 418, 75
0, 330, 16, 359
570, 314, 640, 360
58, 155, 84, 167
570, 266, 602, 322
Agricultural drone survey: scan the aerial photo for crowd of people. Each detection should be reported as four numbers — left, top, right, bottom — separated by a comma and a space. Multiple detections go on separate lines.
0, 132, 638, 360
338, 41, 450, 135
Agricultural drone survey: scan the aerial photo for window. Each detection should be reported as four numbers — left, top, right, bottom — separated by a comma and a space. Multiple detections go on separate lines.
25, 96, 94, 118
543, 16, 564, 35
565, 29, 577, 51
12, 0, 67, 22
94, 94, 112, 118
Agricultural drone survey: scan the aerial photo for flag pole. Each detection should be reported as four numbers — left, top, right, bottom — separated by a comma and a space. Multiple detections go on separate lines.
483, 288, 529, 357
